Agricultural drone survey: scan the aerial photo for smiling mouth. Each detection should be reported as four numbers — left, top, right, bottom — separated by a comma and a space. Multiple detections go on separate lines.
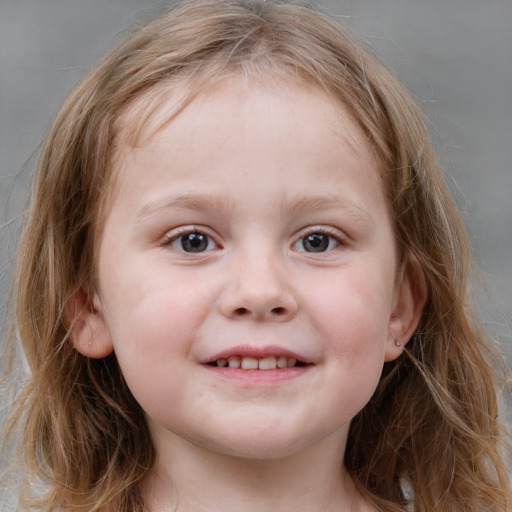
207, 355, 308, 370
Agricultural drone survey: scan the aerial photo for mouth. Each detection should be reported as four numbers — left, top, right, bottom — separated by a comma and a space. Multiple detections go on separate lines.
207, 355, 309, 370
201, 346, 313, 383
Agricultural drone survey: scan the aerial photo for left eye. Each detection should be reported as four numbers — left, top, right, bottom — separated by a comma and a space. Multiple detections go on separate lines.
294, 232, 341, 253
168, 231, 217, 253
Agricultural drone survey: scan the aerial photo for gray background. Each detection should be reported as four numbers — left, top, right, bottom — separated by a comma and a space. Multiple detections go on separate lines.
1, 2, 511, 351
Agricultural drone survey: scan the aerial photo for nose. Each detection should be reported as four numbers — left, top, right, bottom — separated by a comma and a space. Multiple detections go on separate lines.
219, 252, 298, 322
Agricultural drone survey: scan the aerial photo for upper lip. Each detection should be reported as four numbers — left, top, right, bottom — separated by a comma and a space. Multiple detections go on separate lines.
200, 345, 313, 364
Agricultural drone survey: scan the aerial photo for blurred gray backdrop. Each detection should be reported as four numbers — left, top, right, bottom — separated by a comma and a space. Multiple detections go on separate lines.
1, 1, 511, 348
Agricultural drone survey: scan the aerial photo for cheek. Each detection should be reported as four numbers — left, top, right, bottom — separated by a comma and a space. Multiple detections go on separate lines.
101, 281, 195, 414
104, 259, 206, 333
99, 275, 199, 382
309, 265, 394, 358
313, 270, 393, 418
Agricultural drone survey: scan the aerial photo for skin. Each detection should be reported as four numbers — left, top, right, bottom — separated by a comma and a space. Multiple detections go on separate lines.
72, 78, 423, 512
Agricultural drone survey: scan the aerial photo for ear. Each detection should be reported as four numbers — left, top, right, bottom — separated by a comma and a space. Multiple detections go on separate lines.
385, 256, 427, 362
66, 285, 114, 358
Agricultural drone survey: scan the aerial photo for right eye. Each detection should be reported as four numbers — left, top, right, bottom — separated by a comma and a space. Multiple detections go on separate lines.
299, 232, 339, 253
165, 230, 218, 253
292, 228, 344, 254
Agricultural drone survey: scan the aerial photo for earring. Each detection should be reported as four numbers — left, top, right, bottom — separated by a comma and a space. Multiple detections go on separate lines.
394, 339, 402, 348
88, 338, 93, 346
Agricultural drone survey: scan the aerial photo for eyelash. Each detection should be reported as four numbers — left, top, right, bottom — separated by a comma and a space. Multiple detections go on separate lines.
161, 226, 346, 254
292, 227, 344, 253
162, 227, 220, 253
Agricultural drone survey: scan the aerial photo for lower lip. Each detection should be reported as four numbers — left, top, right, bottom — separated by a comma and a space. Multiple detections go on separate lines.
201, 364, 311, 384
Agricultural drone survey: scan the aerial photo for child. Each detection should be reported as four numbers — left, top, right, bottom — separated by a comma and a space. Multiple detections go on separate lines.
3, 0, 511, 510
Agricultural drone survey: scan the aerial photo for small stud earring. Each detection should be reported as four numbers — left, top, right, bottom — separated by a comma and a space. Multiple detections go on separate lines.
88, 338, 93, 345
394, 339, 402, 348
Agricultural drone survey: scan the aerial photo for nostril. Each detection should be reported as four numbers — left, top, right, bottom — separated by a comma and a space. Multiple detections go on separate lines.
233, 306, 287, 317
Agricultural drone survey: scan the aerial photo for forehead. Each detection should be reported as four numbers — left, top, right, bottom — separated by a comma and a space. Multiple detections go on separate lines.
106, 78, 385, 225
113, 74, 378, 164
114, 80, 375, 192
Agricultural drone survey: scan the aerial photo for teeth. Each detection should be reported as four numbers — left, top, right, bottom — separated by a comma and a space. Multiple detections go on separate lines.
228, 356, 241, 368
241, 357, 258, 370
259, 356, 277, 371
217, 356, 300, 369
277, 356, 288, 368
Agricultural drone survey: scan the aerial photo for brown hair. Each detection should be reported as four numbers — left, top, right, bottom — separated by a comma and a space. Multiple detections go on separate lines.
3, 1, 510, 510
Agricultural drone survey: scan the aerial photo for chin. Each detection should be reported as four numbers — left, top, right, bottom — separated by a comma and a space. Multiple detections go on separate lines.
194, 425, 319, 462
215, 443, 306, 462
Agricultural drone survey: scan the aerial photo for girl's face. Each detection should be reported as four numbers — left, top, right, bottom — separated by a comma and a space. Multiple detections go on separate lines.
79, 79, 418, 460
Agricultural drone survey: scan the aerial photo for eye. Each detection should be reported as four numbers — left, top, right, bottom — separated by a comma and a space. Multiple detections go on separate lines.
166, 230, 218, 253
294, 231, 342, 253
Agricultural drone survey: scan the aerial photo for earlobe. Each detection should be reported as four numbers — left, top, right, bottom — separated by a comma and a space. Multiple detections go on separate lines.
385, 256, 427, 362
66, 286, 114, 359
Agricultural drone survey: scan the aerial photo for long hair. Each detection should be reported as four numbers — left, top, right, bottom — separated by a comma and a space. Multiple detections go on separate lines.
3, 1, 510, 510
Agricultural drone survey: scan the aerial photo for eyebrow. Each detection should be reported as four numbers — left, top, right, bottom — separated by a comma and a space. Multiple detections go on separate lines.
280, 194, 375, 228
135, 193, 235, 220
135, 192, 375, 228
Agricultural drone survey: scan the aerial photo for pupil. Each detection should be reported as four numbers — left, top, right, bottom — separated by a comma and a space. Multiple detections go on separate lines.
303, 233, 328, 252
181, 232, 207, 252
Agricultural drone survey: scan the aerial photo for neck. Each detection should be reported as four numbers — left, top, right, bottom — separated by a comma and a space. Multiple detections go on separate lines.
142, 429, 372, 512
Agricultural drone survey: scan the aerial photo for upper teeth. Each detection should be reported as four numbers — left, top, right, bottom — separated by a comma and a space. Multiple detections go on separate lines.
214, 356, 298, 370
